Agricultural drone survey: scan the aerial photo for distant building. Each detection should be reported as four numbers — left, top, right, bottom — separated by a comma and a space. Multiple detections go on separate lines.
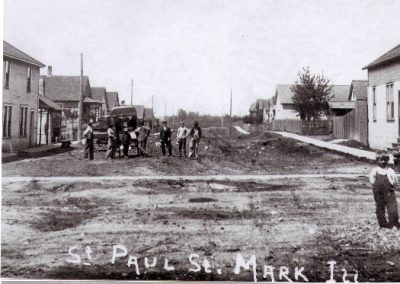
2, 41, 45, 152
41, 67, 103, 140
274, 84, 350, 120
363, 43, 400, 150
248, 98, 273, 123
106, 91, 120, 114
327, 85, 353, 116
273, 85, 301, 120
132, 105, 145, 121
349, 80, 368, 101
91, 87, 107, 116
144, 107, 158, 130
249, 103, 257, 118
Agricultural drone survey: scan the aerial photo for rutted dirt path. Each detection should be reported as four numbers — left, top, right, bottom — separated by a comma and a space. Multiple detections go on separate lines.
2, 131, 371, 177
2, 177, 400, 281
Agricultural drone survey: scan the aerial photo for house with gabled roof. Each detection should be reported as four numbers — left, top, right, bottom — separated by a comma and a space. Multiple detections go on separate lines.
248, 98, 273, 123
40, 67, 103, 140
2, 41, 45, 152
105, 91, 120, 114
274, 84, 351, 120
363, 43, 400, 150
91, 87, 107, 116
349, 80, 368, 101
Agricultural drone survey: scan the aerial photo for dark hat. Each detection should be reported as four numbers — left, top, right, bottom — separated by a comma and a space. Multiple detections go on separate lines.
376, 150, 389, 160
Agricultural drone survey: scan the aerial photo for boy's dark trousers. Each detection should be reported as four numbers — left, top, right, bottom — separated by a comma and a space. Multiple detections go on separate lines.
84, 141, 94, 160
373, 174, 399, 228
178, 138, 186, 156
122, 144, 130, 158
161, 140, 172, 156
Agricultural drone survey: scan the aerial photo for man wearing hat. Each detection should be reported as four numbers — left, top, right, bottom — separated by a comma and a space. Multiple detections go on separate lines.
83, 119, 94, 160
159, 120, 172, 156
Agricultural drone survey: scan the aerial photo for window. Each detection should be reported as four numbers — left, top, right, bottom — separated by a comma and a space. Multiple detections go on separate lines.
19, 106, 28, 137
3, 105, 12, 138
4, 60, 10, 89
373, 87, 377, 121
26, 67, 31, 93
386, 83, 394, 121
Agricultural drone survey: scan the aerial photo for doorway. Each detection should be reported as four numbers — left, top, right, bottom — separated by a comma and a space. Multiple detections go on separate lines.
29, 110, 35, 147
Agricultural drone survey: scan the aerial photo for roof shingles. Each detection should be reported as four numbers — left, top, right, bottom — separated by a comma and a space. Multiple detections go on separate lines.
275, 84, 351, 104
41, 76, 90, 101
364, 43, 400, 70
3, 41, 45, 67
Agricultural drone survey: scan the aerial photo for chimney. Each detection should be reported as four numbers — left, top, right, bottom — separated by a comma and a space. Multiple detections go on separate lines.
47, 66, 52, 77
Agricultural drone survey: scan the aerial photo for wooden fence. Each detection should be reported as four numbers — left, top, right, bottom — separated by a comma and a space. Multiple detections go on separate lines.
332, 101, 368, 145
271, 119, 332, 135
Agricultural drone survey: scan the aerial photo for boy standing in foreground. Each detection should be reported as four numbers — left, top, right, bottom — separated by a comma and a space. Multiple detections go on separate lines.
369, 151, 399, 229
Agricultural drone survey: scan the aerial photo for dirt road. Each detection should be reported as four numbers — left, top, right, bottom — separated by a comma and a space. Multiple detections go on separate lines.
2, 131, 399, 281
2, 130, 370, 177
2, 177, 400, 281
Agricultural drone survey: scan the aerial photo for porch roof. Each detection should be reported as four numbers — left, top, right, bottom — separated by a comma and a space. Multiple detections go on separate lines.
328, 101, 355, 110
83, 97, 103, 104
39, 95, 63, 111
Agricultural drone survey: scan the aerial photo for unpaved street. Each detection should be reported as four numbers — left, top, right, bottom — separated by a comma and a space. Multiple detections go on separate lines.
2, 130, 369, 177
2, 131, 400, 281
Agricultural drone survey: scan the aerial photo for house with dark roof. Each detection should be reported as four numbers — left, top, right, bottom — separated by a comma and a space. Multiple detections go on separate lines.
363, 43, 400, 150
105, 91, 120, 114
2, 41, 45, 152
349, 80, 368, 101
328, 84, 357, 116
274, 84, 351, 120
91, 87, 107, 116
248, 98, 273, 123
40, 66, 103, 140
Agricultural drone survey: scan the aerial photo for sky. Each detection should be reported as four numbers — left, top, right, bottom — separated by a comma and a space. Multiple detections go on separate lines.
3, 0, 400, 116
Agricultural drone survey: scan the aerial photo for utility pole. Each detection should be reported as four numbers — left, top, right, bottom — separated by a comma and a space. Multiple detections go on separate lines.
164, 102, 167, 118
152, 95, 154, 110
131, 79, 133, 105
229, 89, 233, 137
78, 53, 83, 143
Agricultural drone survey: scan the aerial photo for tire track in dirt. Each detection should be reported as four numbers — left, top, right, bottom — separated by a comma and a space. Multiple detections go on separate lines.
2, 173, 371, 183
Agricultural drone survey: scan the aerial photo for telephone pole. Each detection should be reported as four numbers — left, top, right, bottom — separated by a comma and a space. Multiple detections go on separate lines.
152, 95, 154, 109
131, 79, 133, 105
229, 89, 233, 137
78, 53, 83, 143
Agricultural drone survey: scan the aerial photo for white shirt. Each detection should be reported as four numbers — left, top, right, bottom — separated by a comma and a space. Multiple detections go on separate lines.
107, 128, 115, 138
369, 166, 398, 186
177, 127, 188, 139
83, 125, 92, 136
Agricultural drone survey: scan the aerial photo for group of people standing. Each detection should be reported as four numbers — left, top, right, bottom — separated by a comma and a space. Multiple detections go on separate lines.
82, 119, 202, 160
160, 120, 202, 157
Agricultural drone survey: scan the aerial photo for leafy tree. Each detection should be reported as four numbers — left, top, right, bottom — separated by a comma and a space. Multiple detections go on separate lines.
291, 67, 333, 120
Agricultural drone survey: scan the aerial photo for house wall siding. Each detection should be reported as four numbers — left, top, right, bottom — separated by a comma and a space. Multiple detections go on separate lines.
368, 61, 400, 150
274, 98, 300, 120
2, 58, 40, 152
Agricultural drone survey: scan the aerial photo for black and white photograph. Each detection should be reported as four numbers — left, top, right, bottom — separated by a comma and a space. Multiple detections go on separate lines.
1, 0, 400, 282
